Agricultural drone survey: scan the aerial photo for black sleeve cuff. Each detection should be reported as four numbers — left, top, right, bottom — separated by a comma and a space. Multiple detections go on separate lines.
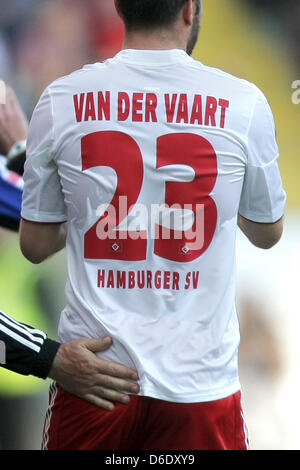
30, 338, 61, 379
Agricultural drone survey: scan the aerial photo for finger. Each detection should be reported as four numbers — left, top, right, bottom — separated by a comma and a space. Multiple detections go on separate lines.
91, 386, 131, 405
0, 88, 13, 120
6, 86, 17, 110
98, 360, 139, 381
2, 87, 13, 115
0, 98, 6, 117
83, 336, 113, 353
0, 85, 9, 105
94, 374, 140, 394
83, 337, 139, 380
83, 394, 115, 411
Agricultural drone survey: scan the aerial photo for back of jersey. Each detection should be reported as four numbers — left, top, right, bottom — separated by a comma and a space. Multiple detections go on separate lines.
22, 49, 286, 402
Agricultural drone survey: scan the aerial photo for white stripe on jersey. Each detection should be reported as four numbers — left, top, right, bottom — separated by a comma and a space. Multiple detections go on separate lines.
42, 381, 58, 450
241, 411, 250, 450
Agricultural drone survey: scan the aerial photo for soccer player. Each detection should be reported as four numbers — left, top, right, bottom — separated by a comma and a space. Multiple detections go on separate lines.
20, 0, 286, 450
0, 86, 139, 407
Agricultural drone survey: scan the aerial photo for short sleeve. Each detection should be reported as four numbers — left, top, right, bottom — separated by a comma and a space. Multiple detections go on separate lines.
239, 90, 286, 223
21, 87, 68, 223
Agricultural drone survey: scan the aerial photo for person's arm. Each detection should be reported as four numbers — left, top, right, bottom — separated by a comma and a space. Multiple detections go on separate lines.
49, 337, 140, 410
0, 309, 59, 378
0, 86, 27, 176
238, 214, 283, 250
0, 310, 140, 410
0, 86, 27, 231
19, 219, 67, 264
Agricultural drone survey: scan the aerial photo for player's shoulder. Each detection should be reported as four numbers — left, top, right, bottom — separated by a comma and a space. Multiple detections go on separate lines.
46, 62, 107, 93
191, 58, 262, 96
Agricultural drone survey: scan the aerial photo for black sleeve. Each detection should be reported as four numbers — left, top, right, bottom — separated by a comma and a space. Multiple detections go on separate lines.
0, 310, 60, 379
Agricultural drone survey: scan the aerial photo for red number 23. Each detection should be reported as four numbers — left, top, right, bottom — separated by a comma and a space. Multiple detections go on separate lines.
82, 131, 217, 263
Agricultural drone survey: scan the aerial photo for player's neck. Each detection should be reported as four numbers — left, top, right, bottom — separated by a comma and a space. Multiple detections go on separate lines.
122, 28, 188, 52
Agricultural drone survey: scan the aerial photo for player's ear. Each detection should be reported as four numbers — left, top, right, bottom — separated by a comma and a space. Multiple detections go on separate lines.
182, 0, 194, 27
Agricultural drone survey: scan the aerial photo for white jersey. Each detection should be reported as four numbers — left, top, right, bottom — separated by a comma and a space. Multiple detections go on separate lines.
21, 49, 286, 402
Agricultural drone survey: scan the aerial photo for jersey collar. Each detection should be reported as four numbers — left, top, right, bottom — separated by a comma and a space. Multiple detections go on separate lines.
114, 49, 193, 66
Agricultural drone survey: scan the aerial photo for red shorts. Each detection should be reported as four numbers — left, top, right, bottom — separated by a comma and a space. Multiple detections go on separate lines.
42, 382, 249, 450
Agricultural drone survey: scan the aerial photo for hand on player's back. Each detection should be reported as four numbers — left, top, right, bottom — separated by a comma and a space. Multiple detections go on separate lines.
0, 86, 28, 156
48, 336, 140, 411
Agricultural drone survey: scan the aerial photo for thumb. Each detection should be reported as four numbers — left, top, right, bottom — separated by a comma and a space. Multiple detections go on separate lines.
83, 337, 112, 353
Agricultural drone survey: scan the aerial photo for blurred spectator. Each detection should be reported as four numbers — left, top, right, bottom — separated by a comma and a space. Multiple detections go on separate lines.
87, 0, 124, 60
0, 0, 124, 115
15, 0, 91, 108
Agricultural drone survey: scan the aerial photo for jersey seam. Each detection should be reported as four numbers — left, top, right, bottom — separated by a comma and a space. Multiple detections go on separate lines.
115, 56, 255, 89
21, 211, 67, 222
244, 153, 280, 169
238, 207, 285, 223
259, 91, 278, 134
244, 89, 260, 165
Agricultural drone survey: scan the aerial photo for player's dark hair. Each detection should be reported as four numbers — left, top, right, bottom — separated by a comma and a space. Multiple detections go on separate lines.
116, 0, 190, 30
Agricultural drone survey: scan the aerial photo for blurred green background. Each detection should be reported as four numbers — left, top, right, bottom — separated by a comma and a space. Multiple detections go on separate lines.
0, 0, 299, 450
